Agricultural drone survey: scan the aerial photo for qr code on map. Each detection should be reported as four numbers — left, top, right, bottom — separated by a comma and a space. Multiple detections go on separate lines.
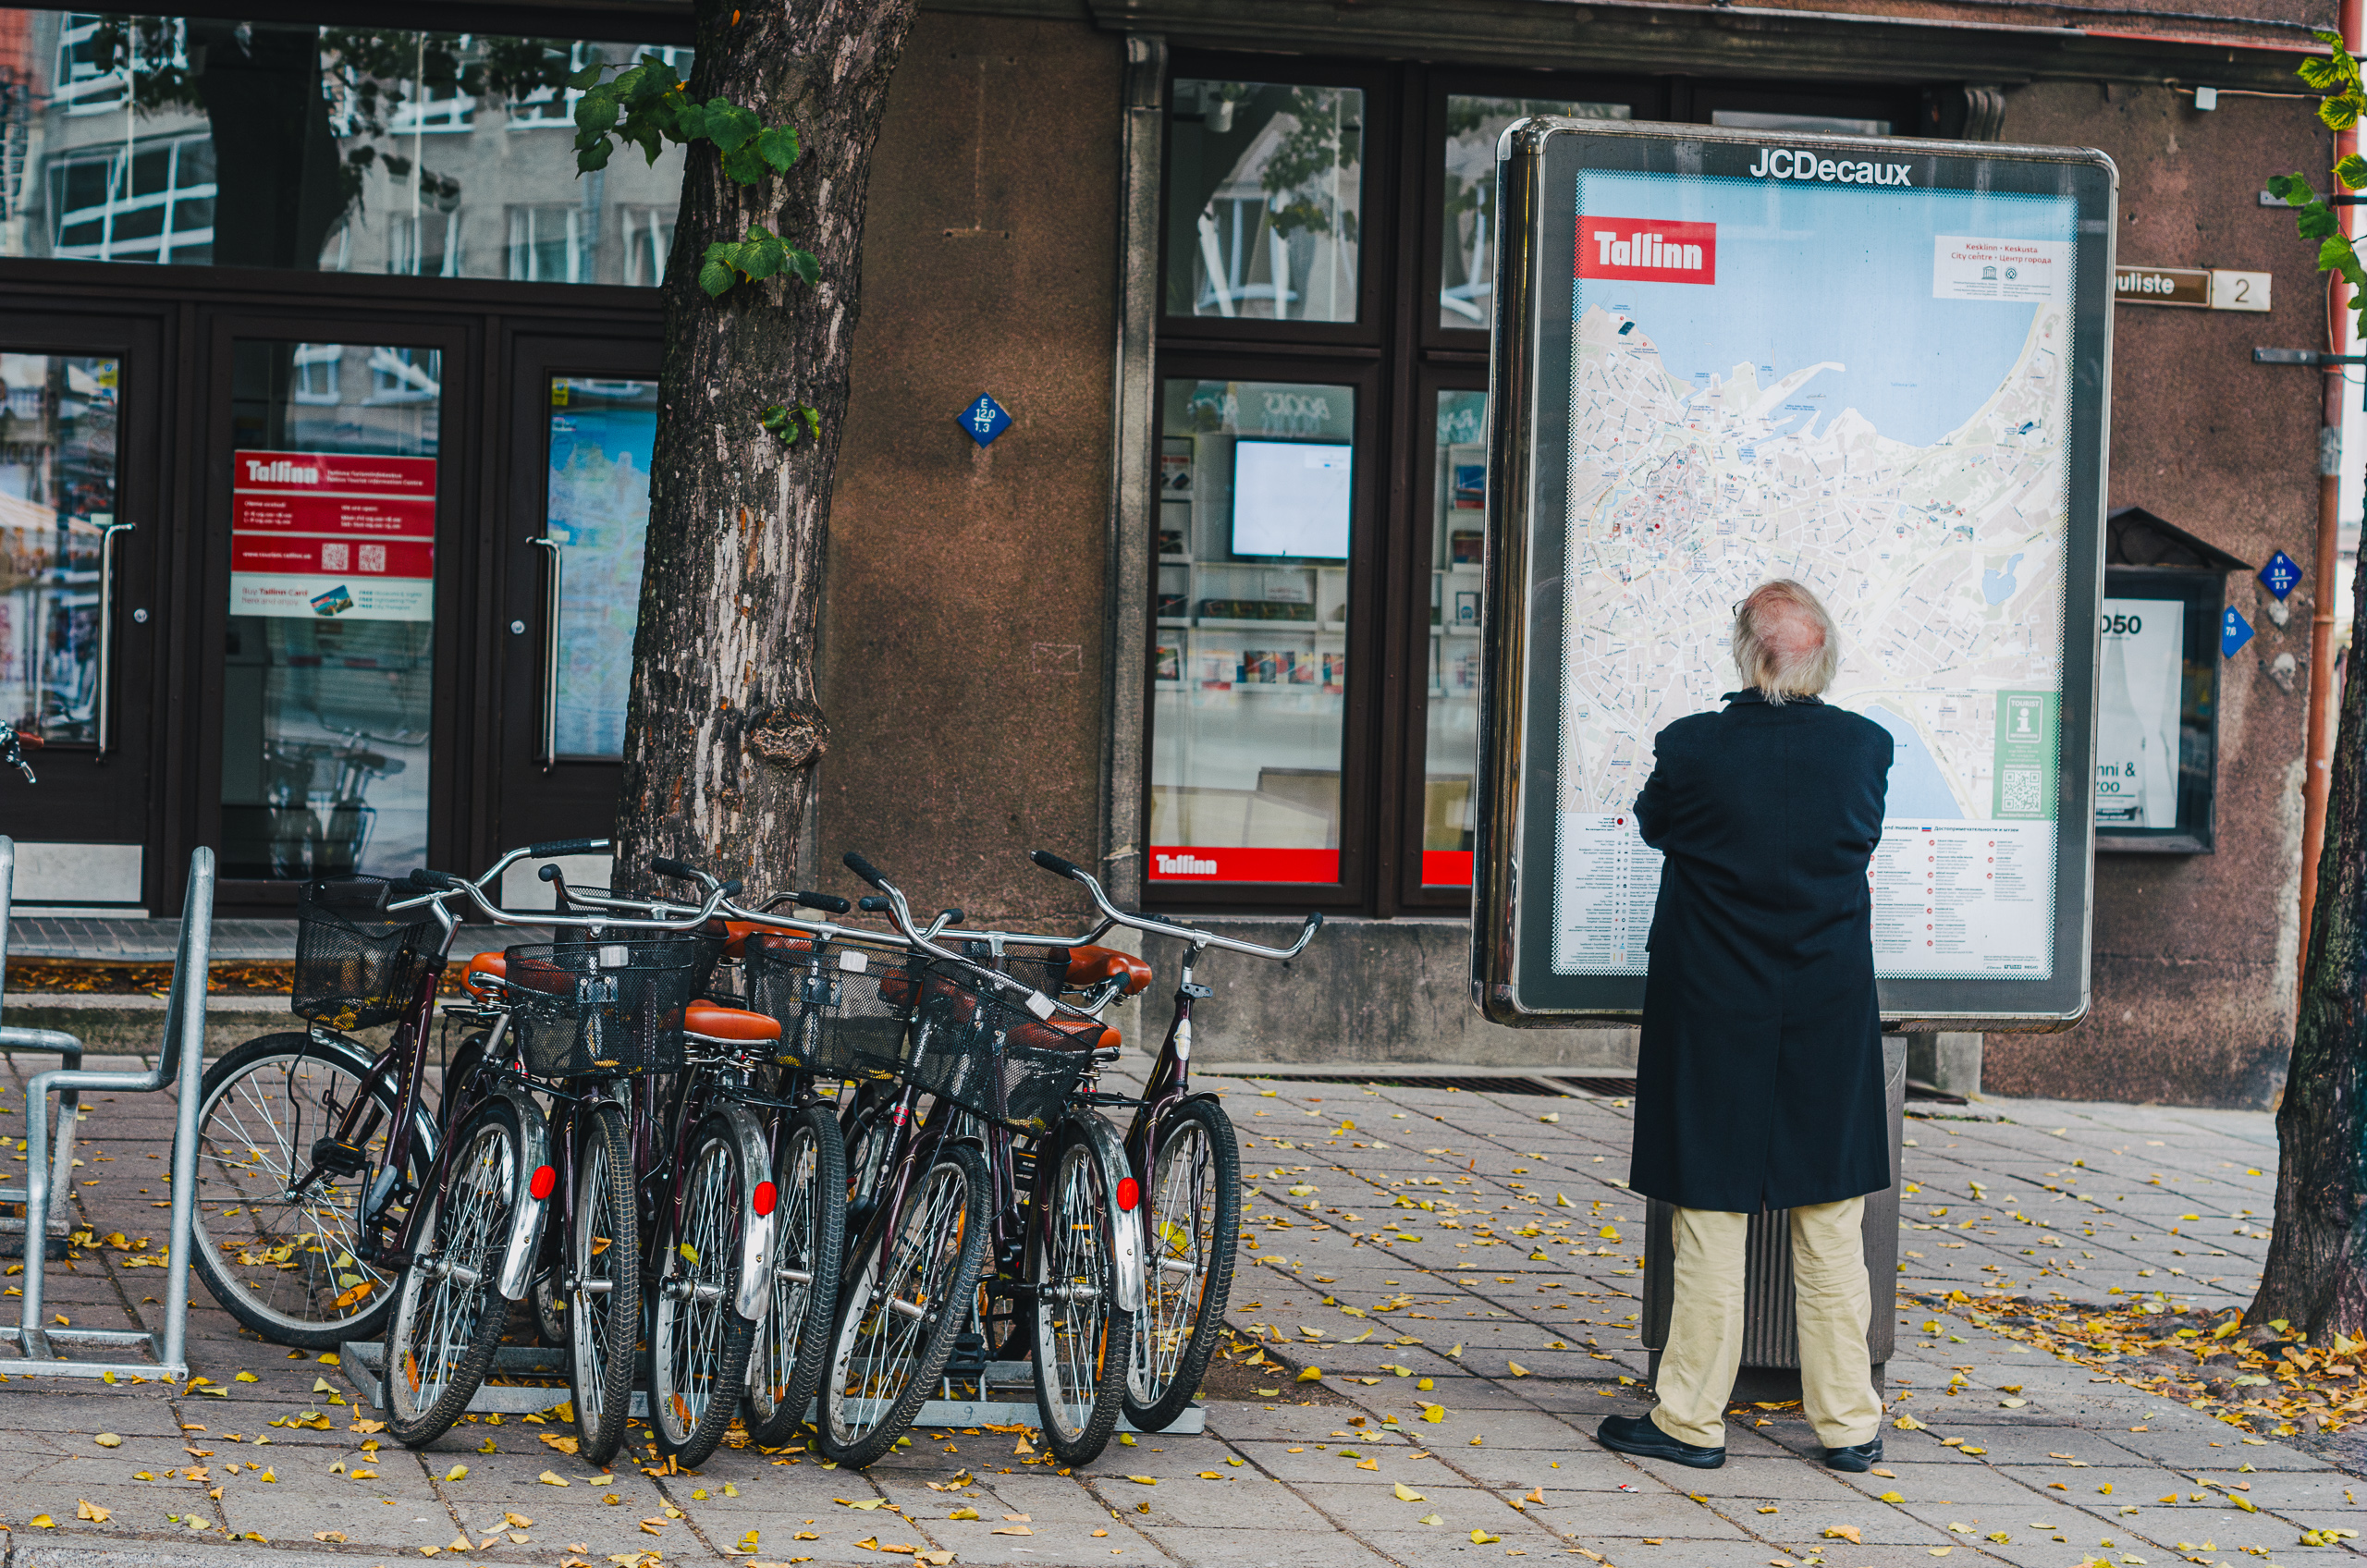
1999, 766, 2042, 816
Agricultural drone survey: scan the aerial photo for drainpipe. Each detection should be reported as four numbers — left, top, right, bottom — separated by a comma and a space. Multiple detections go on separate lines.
2298, 0, 2361, 999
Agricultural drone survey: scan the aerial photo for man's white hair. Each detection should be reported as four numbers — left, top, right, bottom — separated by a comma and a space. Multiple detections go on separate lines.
1731, 579, 1840, 704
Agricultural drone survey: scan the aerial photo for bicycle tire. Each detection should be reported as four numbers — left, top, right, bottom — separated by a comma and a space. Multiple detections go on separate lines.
1123, 1096, 1240, 1432
382, 1096, 528, 1447
567, 1101, 640, 1467
819, 1140, 990, 1468
743, 1103, 846, 1447
1032, 1129, 1132, 1466
190, 1032, 435, 1350
650, 1112, 759, 1466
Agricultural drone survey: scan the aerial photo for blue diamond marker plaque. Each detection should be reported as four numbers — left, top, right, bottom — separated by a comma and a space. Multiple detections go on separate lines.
958, 394, 1012, 447
2222, 606, 2255, 658
2260, 549, 2301, 601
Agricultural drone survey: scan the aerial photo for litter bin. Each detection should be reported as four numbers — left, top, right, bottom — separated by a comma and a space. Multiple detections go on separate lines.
1639, 1035, 1907, 1402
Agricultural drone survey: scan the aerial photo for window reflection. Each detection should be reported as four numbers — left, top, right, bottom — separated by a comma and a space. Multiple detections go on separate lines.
0, 10, 687, 285
1440, 95, 1630, 330
545, 377, 654, 758
1149, 378, 1354, 885
1423, 390, 1487, 886
220, 341, 438, 880
1168, 80, 1362, 324
0, 354, 119, 744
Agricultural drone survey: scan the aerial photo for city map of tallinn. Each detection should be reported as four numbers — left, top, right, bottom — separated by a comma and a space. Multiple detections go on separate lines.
1554, 165, 2078, 986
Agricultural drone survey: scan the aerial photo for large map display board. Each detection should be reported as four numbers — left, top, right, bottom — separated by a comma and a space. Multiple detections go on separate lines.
1474, 124, 2113, 1029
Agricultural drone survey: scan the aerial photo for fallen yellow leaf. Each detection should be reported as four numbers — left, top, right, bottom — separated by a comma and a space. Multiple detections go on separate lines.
77, 1500, 110, 1523
538, 1471, 572, 1486
1472, 1529, 1502, 1544
446, 1464, 469, 1481
1395, 1483, 1426, 1502
93, 1433, 122, 1448
1824, 1526, 1862, 1544
948, 1508, 979, 1521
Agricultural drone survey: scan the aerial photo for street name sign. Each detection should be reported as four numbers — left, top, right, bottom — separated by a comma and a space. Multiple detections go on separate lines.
1471, 122, 2115, 1032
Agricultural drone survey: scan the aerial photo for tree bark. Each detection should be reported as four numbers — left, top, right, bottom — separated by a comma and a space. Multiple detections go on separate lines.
614, 0, 918, 891
2253, 542, 2367, 1339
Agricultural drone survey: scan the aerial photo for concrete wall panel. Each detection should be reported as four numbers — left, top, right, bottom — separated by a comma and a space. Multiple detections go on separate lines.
817, 15, 1124, 926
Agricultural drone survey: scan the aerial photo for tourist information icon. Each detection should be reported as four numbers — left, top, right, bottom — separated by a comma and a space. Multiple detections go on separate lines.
1471, 122, 2115, 1030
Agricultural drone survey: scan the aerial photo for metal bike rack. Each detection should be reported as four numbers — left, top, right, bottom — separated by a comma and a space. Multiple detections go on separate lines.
332, 1343, 1200, 1433
0, 844, 214, 1380
1, 836, 79, 1261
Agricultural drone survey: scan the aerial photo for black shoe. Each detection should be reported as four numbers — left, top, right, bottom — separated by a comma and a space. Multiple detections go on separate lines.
1822, 1437, 1883, 1473
1594, 1413, 1726, 1468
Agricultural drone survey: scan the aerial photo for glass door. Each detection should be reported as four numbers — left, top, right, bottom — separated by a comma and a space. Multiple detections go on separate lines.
489, 332, 662, 887
201, 323, 461, 899
0, 312, 162, 908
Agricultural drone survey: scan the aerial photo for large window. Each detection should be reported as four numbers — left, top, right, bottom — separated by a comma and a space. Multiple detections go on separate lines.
0, 12, 688, 284
1149, 59, 1924, 913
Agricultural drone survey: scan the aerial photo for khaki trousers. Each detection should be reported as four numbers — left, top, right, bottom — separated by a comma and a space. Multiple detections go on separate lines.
1648, 1198, 1883, 1450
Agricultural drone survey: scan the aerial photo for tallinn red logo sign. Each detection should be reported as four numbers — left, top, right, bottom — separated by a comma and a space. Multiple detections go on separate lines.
1577, 217, 1717, 284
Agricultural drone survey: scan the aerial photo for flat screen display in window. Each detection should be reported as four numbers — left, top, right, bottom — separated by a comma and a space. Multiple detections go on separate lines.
1231, 439, 1352, 561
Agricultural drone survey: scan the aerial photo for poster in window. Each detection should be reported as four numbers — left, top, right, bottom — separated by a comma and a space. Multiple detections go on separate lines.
2092, 597, 2184, 830
230, 449, 435, 620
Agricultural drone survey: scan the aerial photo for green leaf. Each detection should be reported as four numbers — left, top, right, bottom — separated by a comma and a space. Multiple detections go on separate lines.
784, 249, 819, 288
705, 100, 761, 154
574, 138, 615, 175
575, 90, 621, 139
2300, 57, 2346, 89
718, 141, 769, 185
2319, 95, 2361, 131
2298, 202, 2340, 240
2316, 234, 2359, 275
757, 123, 803, 174
566, 61, 607, 92
697, 256, 737, 297
2339, 154, 2367, 190
2267, 171, 2312, 202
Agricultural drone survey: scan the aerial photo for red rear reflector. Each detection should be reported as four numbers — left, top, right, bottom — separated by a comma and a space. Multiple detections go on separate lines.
753, 1181, 779, 1217
1116, 1177, 1141, 1211
529, 1165, 558, 1201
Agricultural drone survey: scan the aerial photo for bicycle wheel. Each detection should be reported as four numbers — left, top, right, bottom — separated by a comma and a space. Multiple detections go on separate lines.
744, 1103, 846, 1447
567, 1101, 640, 1467
190, 1032, 435, 1349
650, 1112, 760, 1466
1123, 1096, 1240, 1432
1032, 1129, 1132, 1466
819, 1140, 990, 1468
382, 1096, 528, 1446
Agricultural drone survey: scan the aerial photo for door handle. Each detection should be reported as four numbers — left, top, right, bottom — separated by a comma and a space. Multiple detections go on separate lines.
94, 520, 134, 761
530, 535, 561, 771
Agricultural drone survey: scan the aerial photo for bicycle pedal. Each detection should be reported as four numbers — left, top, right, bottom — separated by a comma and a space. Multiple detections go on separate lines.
310, 1137, 369, 1178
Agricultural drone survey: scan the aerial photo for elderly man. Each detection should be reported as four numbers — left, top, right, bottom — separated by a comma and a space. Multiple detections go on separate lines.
1594, 579, 1893, 1474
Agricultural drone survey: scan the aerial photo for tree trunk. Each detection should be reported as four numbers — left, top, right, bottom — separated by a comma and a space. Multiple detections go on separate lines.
2253, 542, 2367, 1339
614, 0, 917, 891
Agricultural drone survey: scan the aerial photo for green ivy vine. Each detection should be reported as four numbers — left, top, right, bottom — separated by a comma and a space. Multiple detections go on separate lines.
570, 53, 821, 443
2269, 31, 2367, 325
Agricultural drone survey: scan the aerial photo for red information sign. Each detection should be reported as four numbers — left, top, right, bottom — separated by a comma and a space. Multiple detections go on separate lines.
230, 449, 436, 622
1146, 846, 1339, 884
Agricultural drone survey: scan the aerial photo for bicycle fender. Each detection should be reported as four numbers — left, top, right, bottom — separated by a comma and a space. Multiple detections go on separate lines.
717, 1103, 779, 1323
1067, 1113, 1145, 1315
493, 1087, 553, 1302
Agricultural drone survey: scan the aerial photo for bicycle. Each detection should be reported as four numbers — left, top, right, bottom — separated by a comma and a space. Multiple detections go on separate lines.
3, 725, 38, 782
1023, 850, 1322, 1432
185, 842, 608, 1350
400, 857, 770, 1464
822, 851, 1148, 1468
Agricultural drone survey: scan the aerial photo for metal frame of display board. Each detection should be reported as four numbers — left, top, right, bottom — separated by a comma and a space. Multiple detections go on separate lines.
1471, 120, 2116, 1032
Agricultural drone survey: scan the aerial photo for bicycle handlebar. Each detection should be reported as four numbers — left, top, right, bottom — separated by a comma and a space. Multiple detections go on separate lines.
408, 868, 467, 891
527, 836, 607, 859
762, 889, 853, 916
650, 855, 705, 885
842, 850, 888, 890
1029, 847, 1323, 961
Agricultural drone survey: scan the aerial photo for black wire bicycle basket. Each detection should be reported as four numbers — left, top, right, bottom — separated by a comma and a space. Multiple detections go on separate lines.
742, 933, 918, 1081
293, 876, 436, 1030
906, 956, 1108, 1136
500, 937, 706, 1078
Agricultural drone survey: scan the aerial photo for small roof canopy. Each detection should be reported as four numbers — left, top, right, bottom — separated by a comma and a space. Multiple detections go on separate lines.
2106, 506, 2253, 571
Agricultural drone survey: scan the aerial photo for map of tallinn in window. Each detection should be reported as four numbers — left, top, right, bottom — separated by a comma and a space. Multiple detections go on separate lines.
1554, 173, 2075, 981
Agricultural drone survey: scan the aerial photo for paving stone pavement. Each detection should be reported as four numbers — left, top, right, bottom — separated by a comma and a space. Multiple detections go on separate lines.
0, 1048, 2357, 1568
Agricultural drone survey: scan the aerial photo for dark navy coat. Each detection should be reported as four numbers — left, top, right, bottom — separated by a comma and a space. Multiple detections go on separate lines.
1628, 691, 1893, 1213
